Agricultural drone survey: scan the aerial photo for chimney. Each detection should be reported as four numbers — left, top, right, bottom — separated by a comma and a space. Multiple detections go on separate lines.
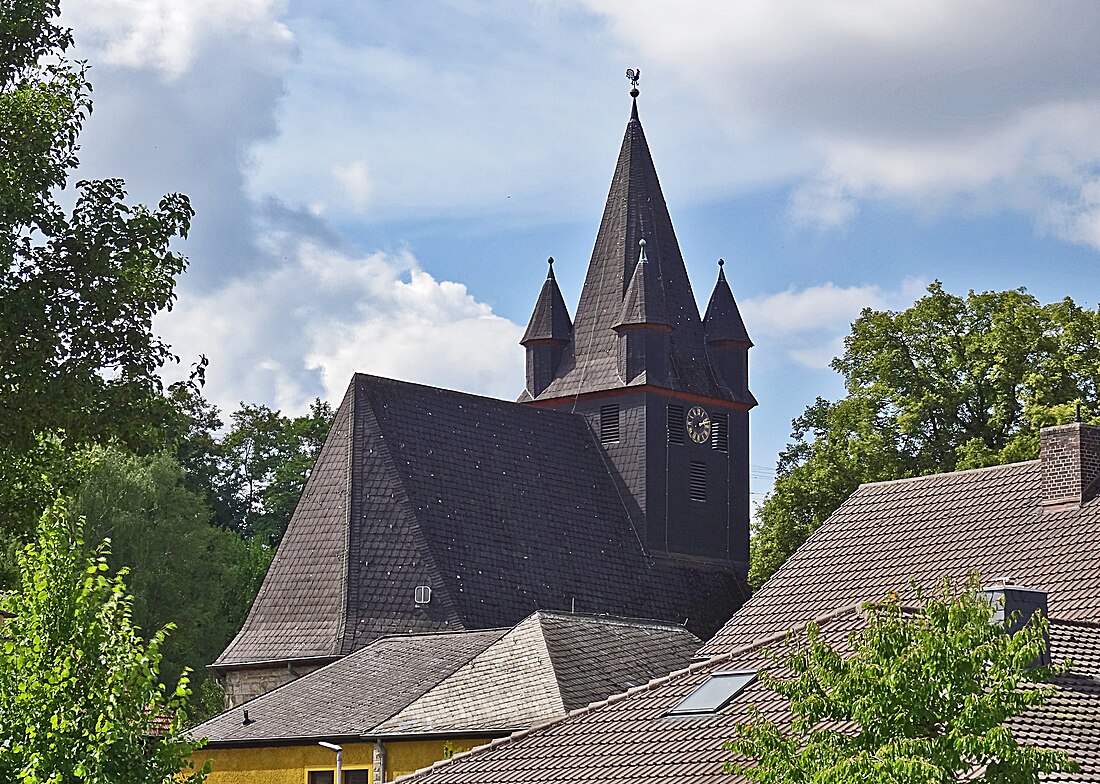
980, 579, 1050, 667
1040, 422, 1100, 509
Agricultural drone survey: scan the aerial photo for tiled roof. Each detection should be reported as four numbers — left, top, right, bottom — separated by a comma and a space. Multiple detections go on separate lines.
521, 264, 572, 345
613, 242, 669, 330
196, 629, 507, 744
196, 612, 700, 745
217, 374, 746, 668
399, 609, 1100, 784
215, 383, 356, 666
702, 262, 751, 346
531, 99, 732, 403
377, 612, 700, 736
700, 460, 1100, 657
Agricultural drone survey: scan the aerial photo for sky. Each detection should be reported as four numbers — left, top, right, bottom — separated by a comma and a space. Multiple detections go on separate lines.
62, 1, 1100, 504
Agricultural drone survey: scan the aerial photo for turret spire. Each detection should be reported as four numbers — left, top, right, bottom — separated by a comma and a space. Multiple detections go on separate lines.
521, 257, 572, 398
522, 81, 734, 401
704, 258, 755, 405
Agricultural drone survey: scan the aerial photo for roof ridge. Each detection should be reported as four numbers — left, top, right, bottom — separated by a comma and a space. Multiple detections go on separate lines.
395, 603, 865, 783
534, 610, 696, 632
857, 459, 1038, 490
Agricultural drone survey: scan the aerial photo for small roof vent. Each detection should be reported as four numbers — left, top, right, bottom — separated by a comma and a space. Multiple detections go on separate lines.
414, 585, 432, 605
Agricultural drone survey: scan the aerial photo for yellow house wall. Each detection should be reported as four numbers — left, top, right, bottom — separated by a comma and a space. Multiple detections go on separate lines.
200, 743, 376, 784
200, 737, 490, 784
386, 738, 487, 780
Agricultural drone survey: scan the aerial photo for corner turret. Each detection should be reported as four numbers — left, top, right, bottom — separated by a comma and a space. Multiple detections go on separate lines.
521, 257, 572, 397
704, 259, 755, 405
612, 239, 671, 384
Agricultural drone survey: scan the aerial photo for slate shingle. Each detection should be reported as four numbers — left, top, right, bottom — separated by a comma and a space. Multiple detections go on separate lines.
400, 610, 1100, 784
531, 100, 731, 403
217, 374, 747, 668
197, 613, 701, 745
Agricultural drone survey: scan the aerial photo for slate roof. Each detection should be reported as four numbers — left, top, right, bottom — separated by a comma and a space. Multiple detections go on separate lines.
196, 612, 701, 745
613, 241, 670, 330
216, 374, 746, 668
399, 608, 1100, 784
703, 262, 751, 346
195, 629, 506, 744
530, 98, 735, 403
521, 262, 572, 344
700, 459, 1100, 657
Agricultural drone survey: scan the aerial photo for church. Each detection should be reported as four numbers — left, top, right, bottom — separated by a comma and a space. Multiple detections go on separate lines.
212, 83, 757, 707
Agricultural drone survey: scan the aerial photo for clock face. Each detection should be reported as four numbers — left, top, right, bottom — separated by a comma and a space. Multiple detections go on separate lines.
685, 406, 711, 444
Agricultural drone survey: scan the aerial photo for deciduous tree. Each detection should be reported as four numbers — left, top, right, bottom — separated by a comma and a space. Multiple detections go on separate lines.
726, 577, 1079, 782
0, 499, 209, 782
751, 284, 1100, 587
0, 0, 193, 539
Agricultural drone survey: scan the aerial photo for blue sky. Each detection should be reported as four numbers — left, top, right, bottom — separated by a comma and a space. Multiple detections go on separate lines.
63, 1, 1100, 504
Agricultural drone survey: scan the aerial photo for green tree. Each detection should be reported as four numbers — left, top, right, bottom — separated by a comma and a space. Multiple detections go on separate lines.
0, 0, 193, 539
171, 396, 334, 543
0, 499, 209, 782
73, 448, 273, 721
751, 284, 1100, 587
726, 577, 1078, 782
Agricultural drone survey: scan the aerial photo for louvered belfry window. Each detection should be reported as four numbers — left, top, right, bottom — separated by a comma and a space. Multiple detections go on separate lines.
690, 461, 707, 502
711, 413, 729, 452
600, 404, 620, 444
667, 404, 684, 444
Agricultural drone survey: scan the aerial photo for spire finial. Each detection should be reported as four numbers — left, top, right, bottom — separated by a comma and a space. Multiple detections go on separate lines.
626, 68, 640, 98
547, 256, 555, 280
638, 238, 648, 264
718, 258, 725, 268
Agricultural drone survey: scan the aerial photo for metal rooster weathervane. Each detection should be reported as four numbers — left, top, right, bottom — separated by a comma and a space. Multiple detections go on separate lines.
626, 68, 641, 97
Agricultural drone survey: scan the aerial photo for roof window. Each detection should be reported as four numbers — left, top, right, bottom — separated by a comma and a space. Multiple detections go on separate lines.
665, 671, 755, 716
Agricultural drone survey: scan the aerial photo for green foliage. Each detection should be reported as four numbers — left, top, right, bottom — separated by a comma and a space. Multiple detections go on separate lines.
726, 577, 1079, 783
751, 284, 1100, 587
173, 393, 334, 544
0, 0, 194, 541
0, 499, 209, 782
73, 448, 273, 722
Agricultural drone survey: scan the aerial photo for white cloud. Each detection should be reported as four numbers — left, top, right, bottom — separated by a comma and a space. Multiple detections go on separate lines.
575, 1, 1100, 246
157, 240, 524, 416
64, 0, 292, 77
741, 278, 928, 369
333, 160, 373, 210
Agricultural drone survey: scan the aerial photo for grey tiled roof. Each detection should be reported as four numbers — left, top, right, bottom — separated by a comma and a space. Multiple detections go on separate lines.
400, 609, 1100, 784
703, 263, 751, 346
531, 99, 735, 403
613, 245, 669, 329
217, 374, 746, 668
377, 612, 700, 736
196, 612, 700, 745
521, 266, 572, 344
196, 629, 507, 743
700, 460, 1100, 657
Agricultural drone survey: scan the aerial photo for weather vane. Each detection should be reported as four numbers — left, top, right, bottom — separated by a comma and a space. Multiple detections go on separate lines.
626, 68, 641, 97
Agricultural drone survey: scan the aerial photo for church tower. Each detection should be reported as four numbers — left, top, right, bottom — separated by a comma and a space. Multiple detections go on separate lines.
521, 82, 756, 573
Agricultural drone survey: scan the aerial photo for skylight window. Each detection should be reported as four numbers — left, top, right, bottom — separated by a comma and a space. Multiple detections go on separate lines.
665, 671, 755, 716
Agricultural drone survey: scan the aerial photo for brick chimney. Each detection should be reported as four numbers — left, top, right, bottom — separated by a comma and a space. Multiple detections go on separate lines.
1040, 422, 1100, 509
980, 580, 1050, 667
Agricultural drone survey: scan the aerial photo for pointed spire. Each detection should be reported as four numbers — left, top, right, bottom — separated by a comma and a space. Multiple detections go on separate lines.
521, 257, 572, 345
521, 82, 746, 402
614, 239, 670, 330
704, 259, 751, 346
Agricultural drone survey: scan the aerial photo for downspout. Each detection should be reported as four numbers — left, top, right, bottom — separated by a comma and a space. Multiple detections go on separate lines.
372, 739, 387, 783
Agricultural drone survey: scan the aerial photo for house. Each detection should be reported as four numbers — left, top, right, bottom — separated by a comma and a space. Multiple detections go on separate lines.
397, 423, 1100, 782
193, 612, 701, 783
212, 85, 757, 707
